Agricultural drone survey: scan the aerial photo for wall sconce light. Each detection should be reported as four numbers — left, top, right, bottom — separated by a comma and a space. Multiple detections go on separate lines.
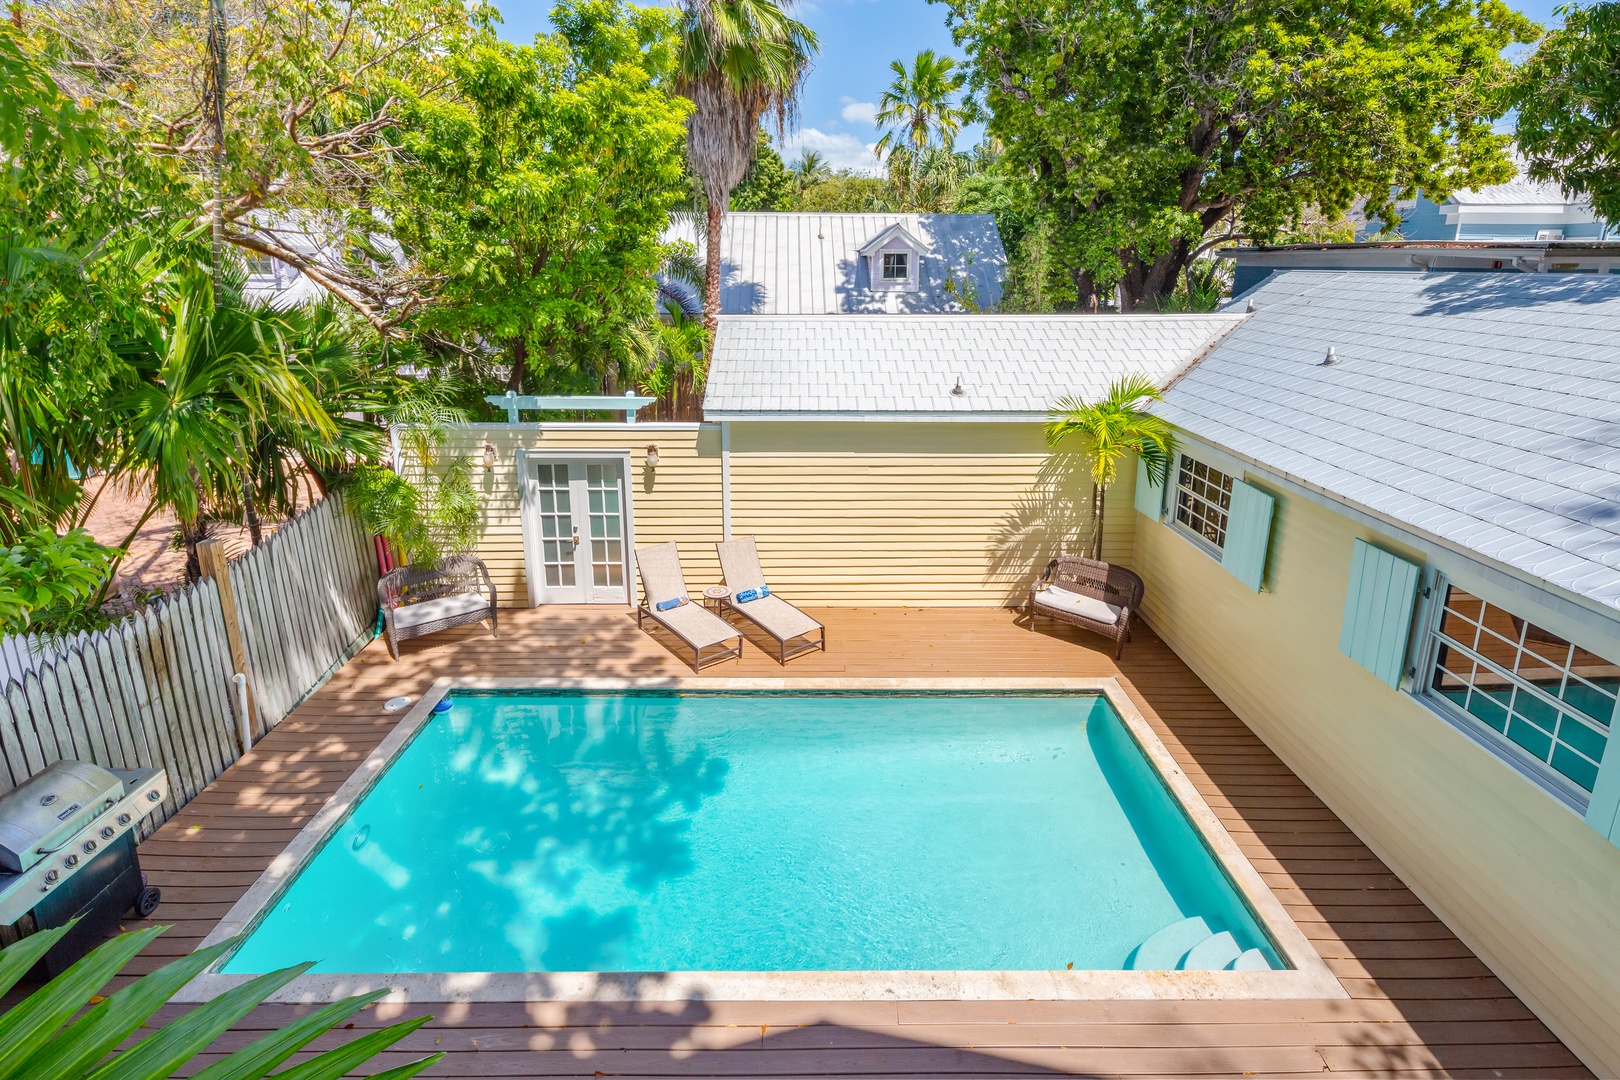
645, 444, 660, 469
482, 442, 497, 471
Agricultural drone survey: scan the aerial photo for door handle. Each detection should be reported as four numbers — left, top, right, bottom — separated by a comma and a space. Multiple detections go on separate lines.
572, 531, 581, 546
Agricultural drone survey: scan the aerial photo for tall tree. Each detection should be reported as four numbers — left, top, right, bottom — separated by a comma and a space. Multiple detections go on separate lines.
1514, 1, 1620, 228
675, 0, 818, 340
30, 0, 488, 332
389, 1, 691, 396
1046, 375, 1176, 561
875, 49, 969, 158
943, 0, 1539, 310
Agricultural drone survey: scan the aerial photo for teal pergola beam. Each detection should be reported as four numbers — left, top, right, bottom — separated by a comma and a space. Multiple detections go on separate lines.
484, 391, 658, 424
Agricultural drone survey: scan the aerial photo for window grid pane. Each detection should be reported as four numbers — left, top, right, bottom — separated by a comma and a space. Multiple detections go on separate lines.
1427, 585, 1613, 793
881, 252, 908, 280
1173, 454, 1234, 549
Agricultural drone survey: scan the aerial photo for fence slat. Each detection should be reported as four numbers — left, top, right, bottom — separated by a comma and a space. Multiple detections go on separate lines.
0, 494, 375, 849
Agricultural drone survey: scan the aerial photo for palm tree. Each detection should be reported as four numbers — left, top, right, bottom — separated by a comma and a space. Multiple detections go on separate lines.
1046, 374, 1177, 560
110, 270, 332, 582
676, 0, 818, 341
790, 149, 830, 187
874, 50, 968, 159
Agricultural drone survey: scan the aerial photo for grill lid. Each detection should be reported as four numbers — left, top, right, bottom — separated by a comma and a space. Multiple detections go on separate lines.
0, 761, 124, 873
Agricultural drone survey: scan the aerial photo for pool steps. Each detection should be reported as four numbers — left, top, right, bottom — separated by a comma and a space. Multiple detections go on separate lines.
1126, 917, 1273, 971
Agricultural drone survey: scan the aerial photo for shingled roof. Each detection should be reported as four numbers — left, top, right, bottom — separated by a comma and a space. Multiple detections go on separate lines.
1159, 270, 1620, 611
704, 313, 1245, 419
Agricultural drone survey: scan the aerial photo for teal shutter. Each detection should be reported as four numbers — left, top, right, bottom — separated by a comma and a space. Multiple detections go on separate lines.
1338, 539, 1422, 688
1219, 480, 1275, 592
1134, 455, 1166, 520
1584, 697, 1620, 847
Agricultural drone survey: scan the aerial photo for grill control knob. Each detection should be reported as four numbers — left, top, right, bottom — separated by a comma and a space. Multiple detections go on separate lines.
64, 854, 78, 868
82, 839, 97, 854
101, 826, 116, 839
44, 870, 58, 883
117, 814, 131, 826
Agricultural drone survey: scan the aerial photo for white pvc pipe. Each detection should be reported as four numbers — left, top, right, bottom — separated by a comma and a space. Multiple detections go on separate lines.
233, 672, 252, 753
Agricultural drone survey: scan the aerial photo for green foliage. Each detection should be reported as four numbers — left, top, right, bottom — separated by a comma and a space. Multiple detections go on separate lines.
0, 528, 122, 635
731, 133, 796, 210
875, 49, 970, 157
344, 459, 481, 567
0, 923, 439, 1079
944, 0, 1540, 309
793, 172, 895, 212
1514, 2, 1620, 225
1046, 374, 1177, 558
1143, 259, 1233, 313
391, 2, 692, 393
32, 0, 490, 331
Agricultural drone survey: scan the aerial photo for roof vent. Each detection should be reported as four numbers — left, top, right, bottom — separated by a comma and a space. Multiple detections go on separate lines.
1245, 299, 1257, 313
1319, 346, 1340, 367
951, 376, 966, 397
817, 227, 825, 240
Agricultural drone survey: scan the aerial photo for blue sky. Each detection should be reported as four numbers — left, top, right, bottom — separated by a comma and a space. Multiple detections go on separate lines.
492, 0, 1565, 174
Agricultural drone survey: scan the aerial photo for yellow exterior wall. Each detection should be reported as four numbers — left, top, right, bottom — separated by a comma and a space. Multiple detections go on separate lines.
437, 425, 722, 606
730, 422, 1134, 605
1135, 479, 1620, 1075
441, 421, 1133, 607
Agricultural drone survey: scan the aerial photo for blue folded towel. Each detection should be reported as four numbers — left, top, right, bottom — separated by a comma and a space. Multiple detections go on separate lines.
735, 585, 771, 604
655, 596, 687, 612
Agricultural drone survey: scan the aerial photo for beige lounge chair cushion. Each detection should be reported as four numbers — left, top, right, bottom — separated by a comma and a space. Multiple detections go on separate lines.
1034, 586, 1120, 625
393, 591, 489, 630
734, 593, 821, 640
649, 600, 741, 649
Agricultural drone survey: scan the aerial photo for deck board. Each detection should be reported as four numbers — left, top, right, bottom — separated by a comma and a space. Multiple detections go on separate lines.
104, 607, 1587, 1076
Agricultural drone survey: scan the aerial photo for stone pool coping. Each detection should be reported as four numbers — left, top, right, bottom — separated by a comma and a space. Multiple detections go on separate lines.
176, 677, 1346, 1004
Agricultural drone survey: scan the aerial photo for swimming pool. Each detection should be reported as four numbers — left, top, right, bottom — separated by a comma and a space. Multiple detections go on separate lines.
190, 678, 1339, 1002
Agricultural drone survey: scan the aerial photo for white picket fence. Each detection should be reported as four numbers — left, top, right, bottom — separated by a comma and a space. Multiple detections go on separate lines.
0, 495, 378, 829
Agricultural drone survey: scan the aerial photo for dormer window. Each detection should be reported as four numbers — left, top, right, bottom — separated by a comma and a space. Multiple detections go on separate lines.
857, 222, 926, 294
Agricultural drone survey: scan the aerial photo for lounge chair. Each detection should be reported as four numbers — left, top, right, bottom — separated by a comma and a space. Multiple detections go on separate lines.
1026, 555, 1144, 659
715, 535, 826, 664
635, 541, 743, 670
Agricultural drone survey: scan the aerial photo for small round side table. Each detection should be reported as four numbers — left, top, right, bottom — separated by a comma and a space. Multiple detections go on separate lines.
702, 585, 730, 613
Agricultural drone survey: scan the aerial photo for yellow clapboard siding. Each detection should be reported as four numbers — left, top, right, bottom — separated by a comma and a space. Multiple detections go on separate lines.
438, 421, 1133, 608
1134, 479, 1620, 1078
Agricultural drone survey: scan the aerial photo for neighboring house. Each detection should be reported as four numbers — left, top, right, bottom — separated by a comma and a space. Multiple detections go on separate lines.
1224, 239, 1620, 296
1396, 164, 1611, 242
1137, 269, 1620, 1073
661, 213, 1006, 315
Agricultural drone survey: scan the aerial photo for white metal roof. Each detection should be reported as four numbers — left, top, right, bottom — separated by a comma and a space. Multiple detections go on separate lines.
704, 313, 1245, 419
1161, 270, 1620, 611
662, 213, 1005, 315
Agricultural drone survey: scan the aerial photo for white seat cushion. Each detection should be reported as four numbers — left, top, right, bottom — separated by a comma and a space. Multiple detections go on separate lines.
393, 591, 489, 630
1034, 586, 1120, 625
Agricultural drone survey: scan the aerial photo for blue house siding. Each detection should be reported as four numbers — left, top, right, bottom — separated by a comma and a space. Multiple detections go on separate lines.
1398, 195, 1458, 241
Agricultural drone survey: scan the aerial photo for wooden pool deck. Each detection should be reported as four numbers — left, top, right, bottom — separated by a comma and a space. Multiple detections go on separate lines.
129, 607, 1586, 1077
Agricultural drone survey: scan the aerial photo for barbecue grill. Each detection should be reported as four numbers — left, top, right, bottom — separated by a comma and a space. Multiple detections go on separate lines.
0, 762, 168, 976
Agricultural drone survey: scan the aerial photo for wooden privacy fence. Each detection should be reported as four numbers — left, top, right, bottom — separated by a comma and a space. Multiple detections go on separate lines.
0, 495, 378, 835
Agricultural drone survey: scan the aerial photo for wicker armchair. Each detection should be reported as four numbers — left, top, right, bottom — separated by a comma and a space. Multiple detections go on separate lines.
1026, 556, 1145, 659
379, 555, 498, 659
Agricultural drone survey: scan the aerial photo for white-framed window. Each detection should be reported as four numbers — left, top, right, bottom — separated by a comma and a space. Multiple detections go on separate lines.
881, 252, 910, 281
1422, 580, 1614, 802
1172, 453, 1234, 552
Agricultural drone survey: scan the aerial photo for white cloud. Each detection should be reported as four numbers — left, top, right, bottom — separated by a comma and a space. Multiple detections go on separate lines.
839, 97, 879, 126
779, 128, 883, 174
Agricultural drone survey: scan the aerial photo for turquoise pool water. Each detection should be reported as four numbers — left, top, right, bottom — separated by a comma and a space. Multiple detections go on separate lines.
223, 692, 1280, 974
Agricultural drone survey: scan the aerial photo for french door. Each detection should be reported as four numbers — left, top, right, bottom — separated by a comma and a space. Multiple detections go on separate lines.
522, 457, 631, 604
